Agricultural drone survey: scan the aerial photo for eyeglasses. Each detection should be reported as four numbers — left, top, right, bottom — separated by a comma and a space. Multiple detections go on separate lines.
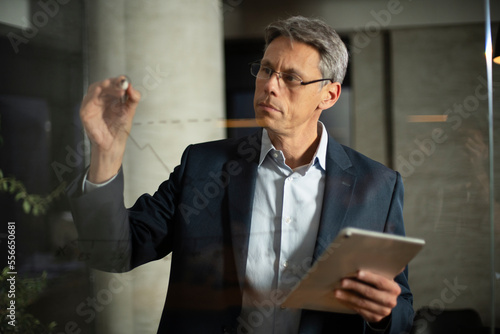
249, 61, 333, 88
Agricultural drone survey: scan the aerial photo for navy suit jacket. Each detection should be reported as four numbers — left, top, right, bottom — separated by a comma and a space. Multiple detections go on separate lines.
68, 130, 414, 334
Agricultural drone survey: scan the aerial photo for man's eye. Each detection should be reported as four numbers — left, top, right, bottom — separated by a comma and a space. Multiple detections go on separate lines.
282, 74, 300, 83
261, 67, 273, 75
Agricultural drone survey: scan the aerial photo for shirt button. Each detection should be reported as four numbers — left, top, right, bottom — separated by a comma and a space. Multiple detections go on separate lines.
284, 217, 291, 224
273, 152, 279, 158
283, 261, 289, 268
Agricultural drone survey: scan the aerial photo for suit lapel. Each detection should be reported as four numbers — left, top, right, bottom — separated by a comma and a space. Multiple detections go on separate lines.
227, 131, 261, 289
313, 136, 357, 262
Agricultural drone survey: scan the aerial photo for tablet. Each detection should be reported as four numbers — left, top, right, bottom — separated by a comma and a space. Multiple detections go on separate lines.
281, 227, 425, 313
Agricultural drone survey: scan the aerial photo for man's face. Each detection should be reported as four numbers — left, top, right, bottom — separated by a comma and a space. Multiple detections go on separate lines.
253, 36, 339, 138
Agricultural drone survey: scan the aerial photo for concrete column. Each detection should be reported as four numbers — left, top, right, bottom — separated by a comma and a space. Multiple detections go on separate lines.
86, 1, 225, 333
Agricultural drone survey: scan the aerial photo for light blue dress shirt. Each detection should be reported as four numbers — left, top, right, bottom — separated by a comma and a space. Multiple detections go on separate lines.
238, 122, 328, 334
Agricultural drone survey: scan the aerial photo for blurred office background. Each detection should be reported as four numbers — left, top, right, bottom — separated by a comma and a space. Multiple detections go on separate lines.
0, 0, 499, 333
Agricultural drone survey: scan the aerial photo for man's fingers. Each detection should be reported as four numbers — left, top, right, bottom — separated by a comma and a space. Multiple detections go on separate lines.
114, 75, 141, 104
334, 270, 402, 323
334, 289, 392, 323
125, 82, 141, 104
356, 270, 401, 295
84, 76, 140, 104
82, 78, 118, 108
338, 276, 398, 309
80, 76, 140, 136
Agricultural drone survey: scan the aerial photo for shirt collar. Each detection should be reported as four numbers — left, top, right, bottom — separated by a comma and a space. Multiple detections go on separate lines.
258, 122, 328, 170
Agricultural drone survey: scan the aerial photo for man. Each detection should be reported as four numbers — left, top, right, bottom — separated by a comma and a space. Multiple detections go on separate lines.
68, 16, 414, 333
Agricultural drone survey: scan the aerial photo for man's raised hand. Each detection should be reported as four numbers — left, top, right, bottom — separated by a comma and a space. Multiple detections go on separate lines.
80, 76, 141, 183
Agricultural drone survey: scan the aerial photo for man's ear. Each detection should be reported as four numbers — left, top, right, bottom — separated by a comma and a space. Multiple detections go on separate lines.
319, 82, 341, 110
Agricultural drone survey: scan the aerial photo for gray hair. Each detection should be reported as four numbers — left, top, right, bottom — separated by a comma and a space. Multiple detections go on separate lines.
264, 16, 349, 84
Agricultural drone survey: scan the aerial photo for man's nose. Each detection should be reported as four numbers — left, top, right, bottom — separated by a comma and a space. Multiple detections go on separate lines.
263, 71, 281, 94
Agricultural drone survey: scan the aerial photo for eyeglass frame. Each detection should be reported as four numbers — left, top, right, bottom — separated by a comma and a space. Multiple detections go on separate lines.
249, 61, 334, 87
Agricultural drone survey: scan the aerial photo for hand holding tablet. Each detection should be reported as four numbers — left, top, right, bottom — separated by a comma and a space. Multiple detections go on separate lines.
281, 227, 425, 313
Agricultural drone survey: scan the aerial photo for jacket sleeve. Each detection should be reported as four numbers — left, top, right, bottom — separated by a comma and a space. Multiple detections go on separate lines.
66, 145, 191, 273
66, 167, 132, 272
368, 171, 414, 334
